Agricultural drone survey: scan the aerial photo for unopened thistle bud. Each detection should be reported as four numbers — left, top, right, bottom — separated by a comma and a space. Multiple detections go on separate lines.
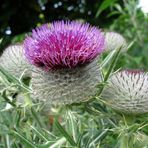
104, 32, 127, 52
24, 21, 105, 105
0, 44, 31, 78
102, 70, 148, 114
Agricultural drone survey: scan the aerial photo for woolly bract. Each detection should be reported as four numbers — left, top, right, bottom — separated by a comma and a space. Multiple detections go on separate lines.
102, 70, 148, 114
0, 44, 31, 78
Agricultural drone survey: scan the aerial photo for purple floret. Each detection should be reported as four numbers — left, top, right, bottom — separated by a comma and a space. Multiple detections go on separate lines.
24, 21, 105, 71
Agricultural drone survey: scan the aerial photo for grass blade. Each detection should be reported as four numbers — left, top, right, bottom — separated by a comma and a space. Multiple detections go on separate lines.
31, 107, 46, 129
54, 118, 77, 147
50, 137, 66, 148
12, 130, 36, 148
29, 124, 48, 141
3, 135, 11, 148
99, 50, 116, 70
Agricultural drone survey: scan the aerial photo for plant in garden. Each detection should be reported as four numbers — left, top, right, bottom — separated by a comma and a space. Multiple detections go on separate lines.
0, 13, 148, 147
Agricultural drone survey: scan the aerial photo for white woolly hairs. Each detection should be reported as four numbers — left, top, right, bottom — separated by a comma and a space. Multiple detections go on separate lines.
102, 70, 148, 114
31, 57, 102, 105
0, 44, 31, 78
104, 32, 127, 52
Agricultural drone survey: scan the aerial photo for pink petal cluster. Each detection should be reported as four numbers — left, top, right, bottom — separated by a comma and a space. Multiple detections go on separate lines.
24, 21, 105, 70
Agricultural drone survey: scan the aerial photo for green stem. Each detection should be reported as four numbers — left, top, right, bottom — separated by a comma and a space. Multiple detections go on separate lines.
97, 46, 122, 96
54, 118, 78, 147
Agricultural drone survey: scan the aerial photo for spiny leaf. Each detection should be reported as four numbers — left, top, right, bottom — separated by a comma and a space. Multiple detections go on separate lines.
31, 107, 47, 129
12, 130, 36, 148
54, 118, 78, 147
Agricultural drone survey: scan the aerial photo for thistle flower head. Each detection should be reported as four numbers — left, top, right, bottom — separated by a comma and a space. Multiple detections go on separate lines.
24, 21, 105, 71
102, 70, 148, 114
104, 32, 127, 52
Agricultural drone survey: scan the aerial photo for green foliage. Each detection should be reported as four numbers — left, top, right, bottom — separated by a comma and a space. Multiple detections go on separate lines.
95, 0, 117, 18
109, 0, 148, 70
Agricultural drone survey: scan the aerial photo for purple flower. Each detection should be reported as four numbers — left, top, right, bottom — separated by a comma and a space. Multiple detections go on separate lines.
24, 21, 105, 71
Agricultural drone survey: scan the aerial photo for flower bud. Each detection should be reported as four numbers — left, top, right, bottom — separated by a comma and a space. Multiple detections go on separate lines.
0, 44, 31, 78
104, 32, 127, 52
102, 70, 148, 114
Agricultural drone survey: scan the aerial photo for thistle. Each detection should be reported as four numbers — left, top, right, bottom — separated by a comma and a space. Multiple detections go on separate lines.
104, 32, 127, 52
102, 70, 148, 114
24, 21, 105, 105
0, 44, 31, 78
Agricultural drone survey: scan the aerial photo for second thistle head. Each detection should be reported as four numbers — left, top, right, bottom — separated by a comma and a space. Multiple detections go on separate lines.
104, 32, 127, 52
102, 70, 148, 115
